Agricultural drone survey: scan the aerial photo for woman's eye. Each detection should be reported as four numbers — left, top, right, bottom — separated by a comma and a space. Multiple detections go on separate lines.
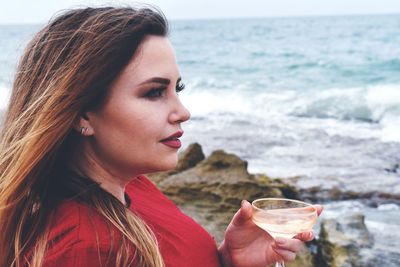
144, 87, 166, 99
176, 82, 185, 93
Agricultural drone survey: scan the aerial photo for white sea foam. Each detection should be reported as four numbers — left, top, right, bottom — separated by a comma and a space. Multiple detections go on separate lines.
183, 82, 400, 143
381, 115, 400, 142
0, 85, 11, 110
367, 85, 400, 142
377, 203, 400, 211
367, 85, 400, 121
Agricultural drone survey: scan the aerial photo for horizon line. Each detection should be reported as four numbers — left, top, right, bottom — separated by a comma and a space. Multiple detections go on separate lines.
0, 11, 399, 25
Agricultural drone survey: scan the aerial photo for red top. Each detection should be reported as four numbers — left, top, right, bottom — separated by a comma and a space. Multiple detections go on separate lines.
42, 175, 221, 266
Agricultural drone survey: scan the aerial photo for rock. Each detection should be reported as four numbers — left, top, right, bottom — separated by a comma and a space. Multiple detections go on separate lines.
384, 163, 399, 174
315, 213, 373, 267
149, 145, 300, 243
286, 248, 315, 267
299, 186, 369, 203
175, 143, 205, 172
149, 143, 205, 183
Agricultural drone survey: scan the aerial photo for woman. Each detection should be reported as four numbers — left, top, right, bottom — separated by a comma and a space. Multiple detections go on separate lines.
0, 6, 321, 267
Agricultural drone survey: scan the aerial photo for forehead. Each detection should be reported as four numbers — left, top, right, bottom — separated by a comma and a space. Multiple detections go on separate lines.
122, 35, 179, 84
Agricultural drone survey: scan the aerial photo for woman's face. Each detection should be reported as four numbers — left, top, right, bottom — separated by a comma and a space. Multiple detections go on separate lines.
85, 35, 191, 177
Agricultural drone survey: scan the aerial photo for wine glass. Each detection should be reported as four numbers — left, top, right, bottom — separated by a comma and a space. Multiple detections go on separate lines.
251, 198, 318, 267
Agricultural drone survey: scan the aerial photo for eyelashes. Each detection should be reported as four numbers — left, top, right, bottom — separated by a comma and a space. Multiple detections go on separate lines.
144, 87, 166, 98
176, 81, 185, 93
144, 81, 186, 99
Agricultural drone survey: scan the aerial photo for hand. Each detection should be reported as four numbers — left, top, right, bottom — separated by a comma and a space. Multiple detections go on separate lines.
218, 200, 323, 267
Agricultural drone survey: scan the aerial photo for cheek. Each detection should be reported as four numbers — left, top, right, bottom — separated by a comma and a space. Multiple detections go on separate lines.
93, 100, 167, 147
131, 111, 162, 133
118, 112, 166, 150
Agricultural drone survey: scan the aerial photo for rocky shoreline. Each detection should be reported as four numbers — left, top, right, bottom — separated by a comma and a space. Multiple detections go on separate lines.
149, 143, 399, 267
149, 143, 299, 242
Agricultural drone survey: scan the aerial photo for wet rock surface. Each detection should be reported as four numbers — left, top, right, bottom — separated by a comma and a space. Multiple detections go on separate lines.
315, 213, 373, 267
285, 170, 400, 218
322, 200, 400, 267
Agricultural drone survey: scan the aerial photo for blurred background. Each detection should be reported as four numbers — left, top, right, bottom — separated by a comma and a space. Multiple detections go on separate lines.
1, 1, 400, 266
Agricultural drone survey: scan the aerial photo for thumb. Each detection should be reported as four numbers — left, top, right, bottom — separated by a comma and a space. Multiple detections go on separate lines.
231, 200, 253, 227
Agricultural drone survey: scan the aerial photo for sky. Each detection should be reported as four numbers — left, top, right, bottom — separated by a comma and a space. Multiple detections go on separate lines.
1, 0, 400, 24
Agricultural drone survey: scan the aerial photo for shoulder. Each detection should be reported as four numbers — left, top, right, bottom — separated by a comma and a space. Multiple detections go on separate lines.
44, 200, 121, 265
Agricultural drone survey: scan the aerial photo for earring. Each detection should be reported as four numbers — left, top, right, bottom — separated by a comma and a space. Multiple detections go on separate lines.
80, 127, 88, 135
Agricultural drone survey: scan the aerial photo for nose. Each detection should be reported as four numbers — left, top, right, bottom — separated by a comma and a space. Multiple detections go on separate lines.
169, 97, 191, 124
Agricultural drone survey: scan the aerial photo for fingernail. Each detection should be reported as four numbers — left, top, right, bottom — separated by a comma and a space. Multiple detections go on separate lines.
275, 237, 286, 246
308, 232, 314, 239
241, 200, 247, 207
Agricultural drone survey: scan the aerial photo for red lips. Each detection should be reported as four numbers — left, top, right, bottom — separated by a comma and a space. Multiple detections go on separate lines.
160, 131, 183, 149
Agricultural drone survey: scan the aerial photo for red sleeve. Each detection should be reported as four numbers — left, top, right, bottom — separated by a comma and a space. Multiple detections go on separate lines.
41, 201, 133, 267
43, 241, 117, 267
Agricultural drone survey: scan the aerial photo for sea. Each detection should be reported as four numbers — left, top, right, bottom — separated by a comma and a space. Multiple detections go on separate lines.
1, 14, 400, 265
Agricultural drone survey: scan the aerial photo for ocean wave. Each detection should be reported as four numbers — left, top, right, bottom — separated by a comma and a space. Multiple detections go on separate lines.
182, 81, 400, 142
185, 82, 399, 120
290, 85, 400, 123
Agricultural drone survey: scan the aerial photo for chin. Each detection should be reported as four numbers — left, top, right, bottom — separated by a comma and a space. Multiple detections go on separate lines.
153, 156, 178, 172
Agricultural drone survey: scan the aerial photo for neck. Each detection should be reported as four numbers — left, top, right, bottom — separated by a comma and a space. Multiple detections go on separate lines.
93, 174, 127, 205
73, 142, 132, 206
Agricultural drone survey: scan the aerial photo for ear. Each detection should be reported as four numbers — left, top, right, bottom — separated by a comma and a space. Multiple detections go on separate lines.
73, 113, 95, 136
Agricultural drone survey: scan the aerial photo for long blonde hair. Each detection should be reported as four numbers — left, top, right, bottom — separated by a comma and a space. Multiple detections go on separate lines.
0, 6, 167, 267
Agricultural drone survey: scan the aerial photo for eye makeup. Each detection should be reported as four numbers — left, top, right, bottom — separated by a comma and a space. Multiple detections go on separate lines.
139, 76, 184, 99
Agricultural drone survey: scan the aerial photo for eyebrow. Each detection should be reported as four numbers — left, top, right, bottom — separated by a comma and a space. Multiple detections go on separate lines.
139, 77, 182, 86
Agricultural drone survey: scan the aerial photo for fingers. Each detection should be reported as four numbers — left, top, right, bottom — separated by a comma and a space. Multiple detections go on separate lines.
271, 247, 297, 262
274, 237, 304, 253
292, 204, 322, 241
294, 231, 314, 241
231, 200, 253, 227
272, 237, 305, 262
314, 204, 324, 216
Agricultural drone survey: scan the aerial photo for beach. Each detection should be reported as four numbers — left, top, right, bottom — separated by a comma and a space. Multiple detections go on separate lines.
1, 14, 400, 266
